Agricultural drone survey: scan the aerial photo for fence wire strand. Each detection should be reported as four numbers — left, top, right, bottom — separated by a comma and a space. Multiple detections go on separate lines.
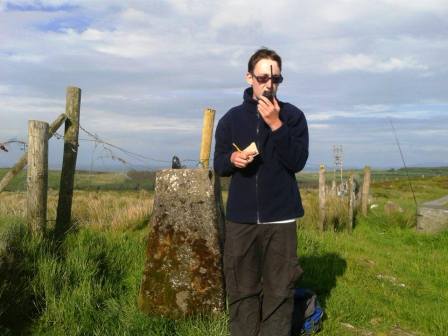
78, 124, 205, 169
2, 124, 209, 171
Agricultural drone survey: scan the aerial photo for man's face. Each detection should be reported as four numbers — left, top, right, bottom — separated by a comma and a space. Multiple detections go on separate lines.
246, 58, 281, 100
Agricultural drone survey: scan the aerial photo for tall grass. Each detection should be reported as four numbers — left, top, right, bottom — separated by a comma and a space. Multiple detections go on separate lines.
297, 189, 351, 231
0, 168, 156, 192
2, 203, 447, 335
0, 217, 228, 335
0, 190, 153, 230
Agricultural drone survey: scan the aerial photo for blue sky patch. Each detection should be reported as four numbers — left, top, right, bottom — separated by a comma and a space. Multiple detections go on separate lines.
5, 2, 78, 12
36, 15, 92, 33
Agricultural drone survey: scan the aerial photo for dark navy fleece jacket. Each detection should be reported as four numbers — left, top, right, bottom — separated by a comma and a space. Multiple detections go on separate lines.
213, 87, 309, 224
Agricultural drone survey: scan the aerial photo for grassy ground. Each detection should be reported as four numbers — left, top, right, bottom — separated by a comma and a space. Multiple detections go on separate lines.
297, 217, 448, 335
0, 168, 155, 192
1, 170, 447, 335
0, 190, 153, 230
0, 216, 229, 336
296, 166, 448, 189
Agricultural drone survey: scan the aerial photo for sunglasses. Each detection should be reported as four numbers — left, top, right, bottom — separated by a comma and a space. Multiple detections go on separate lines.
252, 73, 283, 84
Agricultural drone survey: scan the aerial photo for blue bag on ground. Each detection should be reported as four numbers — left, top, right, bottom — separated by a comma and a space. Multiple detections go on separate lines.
291, 288, 324, 335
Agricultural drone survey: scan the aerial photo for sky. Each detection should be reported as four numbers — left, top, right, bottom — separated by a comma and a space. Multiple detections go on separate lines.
1, 0, 447, 171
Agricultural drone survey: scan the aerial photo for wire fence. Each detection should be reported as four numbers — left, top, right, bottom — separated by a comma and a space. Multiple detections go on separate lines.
2, 124, 448, 181
0, 123, 214, 192
1, 123, 205, 174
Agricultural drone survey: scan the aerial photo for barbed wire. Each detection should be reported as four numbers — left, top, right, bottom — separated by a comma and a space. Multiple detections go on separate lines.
53, 131, 64, 140
2, 125, 212, 170
78, 124, 207, 169
0, 139, 28, 152
79, 124, 173, 164
12, 124, 203, 166
1, 132, 447, 174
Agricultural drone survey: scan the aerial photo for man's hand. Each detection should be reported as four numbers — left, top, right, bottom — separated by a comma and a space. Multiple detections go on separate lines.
230, 150, 257, 168
258, 96, 282, 131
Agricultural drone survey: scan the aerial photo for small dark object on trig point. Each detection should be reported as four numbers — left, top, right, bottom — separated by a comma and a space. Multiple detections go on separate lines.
172, 155, 181, 169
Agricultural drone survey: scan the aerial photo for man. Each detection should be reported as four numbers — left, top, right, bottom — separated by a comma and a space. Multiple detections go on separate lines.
214, 48, 309, 336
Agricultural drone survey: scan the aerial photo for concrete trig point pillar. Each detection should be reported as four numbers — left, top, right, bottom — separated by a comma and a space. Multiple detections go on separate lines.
138, 168, 225, 318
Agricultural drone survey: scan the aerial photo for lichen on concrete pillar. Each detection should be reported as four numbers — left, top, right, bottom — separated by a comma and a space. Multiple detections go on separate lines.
138, 169, 225, 319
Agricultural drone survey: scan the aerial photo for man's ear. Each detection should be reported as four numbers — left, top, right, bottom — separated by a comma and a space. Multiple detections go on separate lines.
245, 72, 253, 86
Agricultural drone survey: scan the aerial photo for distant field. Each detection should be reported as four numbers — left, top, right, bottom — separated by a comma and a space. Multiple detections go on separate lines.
0, 168, 155, 191
1, 166, 447, 192
1, 167, 448, 335
297, 166, 448, 189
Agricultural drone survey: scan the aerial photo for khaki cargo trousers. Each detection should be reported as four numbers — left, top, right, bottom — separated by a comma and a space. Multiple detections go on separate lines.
224, 221, 303, 336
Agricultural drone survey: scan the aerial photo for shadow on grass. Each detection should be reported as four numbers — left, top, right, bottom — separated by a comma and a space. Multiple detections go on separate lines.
297, 253, 347, 308
0, 222, 135, 335
0, 222, 124, 335
132, 214, 151, 232
0, 223, 44, 335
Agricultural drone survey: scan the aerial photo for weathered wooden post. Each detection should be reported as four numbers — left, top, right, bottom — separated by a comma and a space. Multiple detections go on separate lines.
361, 165, 371, 216
348, 172, 355, 232
318, 164, 326, 231
55, 87, 81, 239
199, 108, 216, 168
331, 179, 336, 196
27, 121, 49, 234
0, 113, 66, 193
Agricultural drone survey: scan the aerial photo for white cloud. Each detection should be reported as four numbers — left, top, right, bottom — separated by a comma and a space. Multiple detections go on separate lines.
379, 0, 448, 12
307, 112, 351, 121
1, 0, 447, 168
352, 104, 390, 112
328, 54, 428, 73
4, 52, 45, 63
89, 31, 156, 58
94, 117, 200, 133
0, 85, 12, 94
308, 123, 330, 129
0, 94, 64, 117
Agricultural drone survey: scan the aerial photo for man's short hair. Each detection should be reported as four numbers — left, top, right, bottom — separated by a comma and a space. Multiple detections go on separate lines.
248, 47, 282, 73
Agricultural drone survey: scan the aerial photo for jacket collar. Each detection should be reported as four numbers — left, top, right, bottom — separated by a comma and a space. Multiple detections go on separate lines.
243, 87, 258, 106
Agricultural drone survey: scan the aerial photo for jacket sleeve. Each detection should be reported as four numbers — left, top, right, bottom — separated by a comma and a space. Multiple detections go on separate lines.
213, 115, 236, 177
270, 107, 309, 173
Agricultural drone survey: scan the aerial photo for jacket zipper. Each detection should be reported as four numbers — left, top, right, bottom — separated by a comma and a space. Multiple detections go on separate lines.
256, 112, 260, 224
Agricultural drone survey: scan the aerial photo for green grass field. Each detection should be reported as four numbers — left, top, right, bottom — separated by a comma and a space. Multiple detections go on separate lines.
1, 168, 447, 335
0, 168, 155, 192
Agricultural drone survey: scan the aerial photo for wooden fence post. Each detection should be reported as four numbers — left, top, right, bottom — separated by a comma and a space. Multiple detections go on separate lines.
199, 108, 215, 168
318, 164, 326, 231
348, 172, 354, 232
0, 113, 66, 193
55, 87, 81, 239
331, 179, 336, 196
27, 121, 49, 234
362, 165, 371, 216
